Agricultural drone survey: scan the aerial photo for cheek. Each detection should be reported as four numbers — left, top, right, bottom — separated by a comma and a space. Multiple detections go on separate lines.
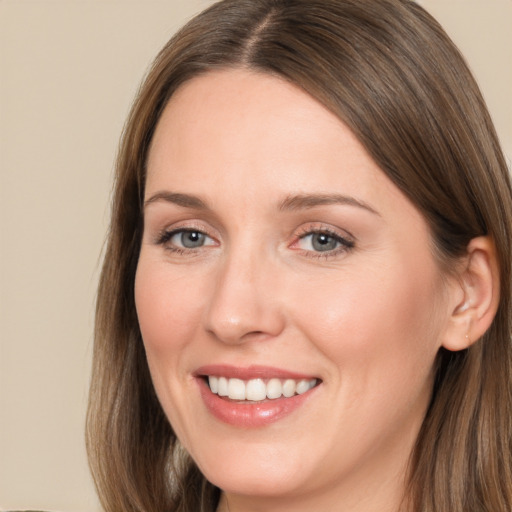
134, 257, 208, 444
287, 260, 445, 455
291, 259, 445, 379
134, 256, 206, 359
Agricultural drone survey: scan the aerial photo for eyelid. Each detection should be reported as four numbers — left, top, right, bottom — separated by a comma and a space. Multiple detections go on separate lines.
153, 221, 219, 248
168, 229, 216, 247
294, 223, 355, 242
290, 223, 356, 258
150, 219, 355, 259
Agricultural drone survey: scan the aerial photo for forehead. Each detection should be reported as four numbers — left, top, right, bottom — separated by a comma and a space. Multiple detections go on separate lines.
148, 70, 377, 193
146, 69, 422, 228
148, 69, 348, 164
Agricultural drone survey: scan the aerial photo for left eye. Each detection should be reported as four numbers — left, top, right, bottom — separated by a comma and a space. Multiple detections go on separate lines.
297, 232, 348, 252
169, 230, 215, 249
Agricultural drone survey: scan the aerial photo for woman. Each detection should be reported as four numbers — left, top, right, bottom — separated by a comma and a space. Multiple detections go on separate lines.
86, 0, 512, 510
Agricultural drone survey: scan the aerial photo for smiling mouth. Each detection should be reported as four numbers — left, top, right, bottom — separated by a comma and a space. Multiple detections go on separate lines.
206, 376, 318, 402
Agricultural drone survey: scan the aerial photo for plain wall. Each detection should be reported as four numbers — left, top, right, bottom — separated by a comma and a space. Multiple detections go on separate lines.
0, 1, 510, 511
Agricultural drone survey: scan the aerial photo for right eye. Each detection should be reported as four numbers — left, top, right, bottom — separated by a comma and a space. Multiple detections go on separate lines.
158, 229, 216, 251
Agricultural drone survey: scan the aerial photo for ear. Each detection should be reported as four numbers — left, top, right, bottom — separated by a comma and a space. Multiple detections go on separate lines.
441, 236, 500, 351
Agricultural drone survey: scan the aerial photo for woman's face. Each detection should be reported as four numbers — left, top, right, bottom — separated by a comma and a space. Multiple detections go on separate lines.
135, 69, 453, 510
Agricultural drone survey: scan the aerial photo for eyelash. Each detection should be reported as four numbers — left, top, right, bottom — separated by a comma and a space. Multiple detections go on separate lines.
155, 226, 216, 255
154, 225, 355, 259
293, 226, 355, 260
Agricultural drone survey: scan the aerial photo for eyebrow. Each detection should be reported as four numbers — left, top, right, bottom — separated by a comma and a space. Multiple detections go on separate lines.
279, 193, 380, 216
144, 191, 210, 210
144, 191, 380, 216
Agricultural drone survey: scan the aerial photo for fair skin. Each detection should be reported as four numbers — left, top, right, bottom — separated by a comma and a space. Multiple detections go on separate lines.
135, 69, 482, 512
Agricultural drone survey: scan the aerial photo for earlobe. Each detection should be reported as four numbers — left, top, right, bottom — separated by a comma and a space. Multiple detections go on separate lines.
441, 236, 500, 352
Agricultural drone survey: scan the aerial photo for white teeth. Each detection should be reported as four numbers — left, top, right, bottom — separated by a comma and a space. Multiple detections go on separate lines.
218, 377, 229, 397
296, 379, 314, 395
208, 376, 317, 401
266, 378, 283, 399
246, 378, 266, 401
208, 376, 219, 394
282, 379, 296, 397
228, 378, 246, 400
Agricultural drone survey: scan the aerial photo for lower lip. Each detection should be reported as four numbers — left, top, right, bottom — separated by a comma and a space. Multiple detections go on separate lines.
197, 378, 318, 428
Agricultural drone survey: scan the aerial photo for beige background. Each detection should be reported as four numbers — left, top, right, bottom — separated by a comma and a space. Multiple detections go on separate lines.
0, 1, 510, 511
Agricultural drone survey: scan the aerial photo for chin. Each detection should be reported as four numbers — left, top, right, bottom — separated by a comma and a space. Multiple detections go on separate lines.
207, 468, 301, 499
194, 443, 310, 498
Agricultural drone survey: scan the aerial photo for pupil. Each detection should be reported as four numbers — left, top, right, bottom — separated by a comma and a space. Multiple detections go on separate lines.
312, 233, 337, 251
181, 231, 204, 248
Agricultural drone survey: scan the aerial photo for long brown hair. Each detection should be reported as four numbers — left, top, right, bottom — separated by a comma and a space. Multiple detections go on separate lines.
86, 1, 512, 510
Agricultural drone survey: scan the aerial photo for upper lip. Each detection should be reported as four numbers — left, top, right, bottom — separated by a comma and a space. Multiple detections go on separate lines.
195, 364, 319, 381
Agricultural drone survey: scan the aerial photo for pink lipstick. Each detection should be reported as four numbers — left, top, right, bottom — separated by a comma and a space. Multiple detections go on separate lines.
195, 365, 320, 428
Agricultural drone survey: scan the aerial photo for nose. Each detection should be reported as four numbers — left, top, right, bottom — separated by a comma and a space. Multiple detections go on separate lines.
203, 250, 286, 345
